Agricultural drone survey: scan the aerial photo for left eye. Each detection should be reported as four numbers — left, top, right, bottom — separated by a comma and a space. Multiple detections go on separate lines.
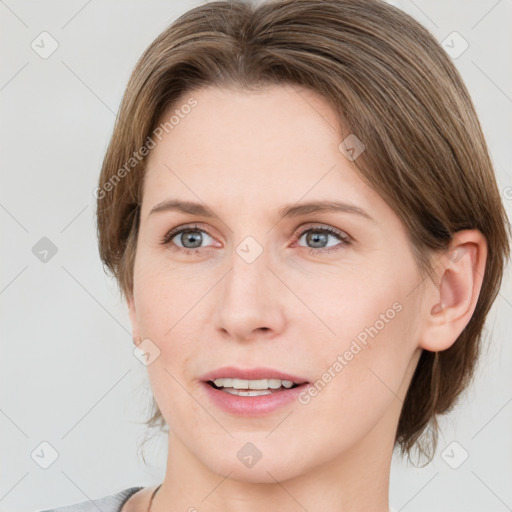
161, 224, 351, 254
295, 226, 350, 252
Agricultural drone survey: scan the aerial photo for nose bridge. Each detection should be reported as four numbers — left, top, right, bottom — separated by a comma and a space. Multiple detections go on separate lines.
213, 233, 285, 340
225, 236, 271, 305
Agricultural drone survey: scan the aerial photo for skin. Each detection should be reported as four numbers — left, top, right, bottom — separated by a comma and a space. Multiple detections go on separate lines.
123, 84, 487, 512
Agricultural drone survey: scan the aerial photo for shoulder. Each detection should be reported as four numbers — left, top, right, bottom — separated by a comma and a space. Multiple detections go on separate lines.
36, 486, 144, 512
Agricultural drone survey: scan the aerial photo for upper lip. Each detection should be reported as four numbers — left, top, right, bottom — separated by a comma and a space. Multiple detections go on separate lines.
200, 366, 309, 384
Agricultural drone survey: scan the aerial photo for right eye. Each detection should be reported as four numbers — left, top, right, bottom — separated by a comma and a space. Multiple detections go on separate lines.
161, 224, 217, 254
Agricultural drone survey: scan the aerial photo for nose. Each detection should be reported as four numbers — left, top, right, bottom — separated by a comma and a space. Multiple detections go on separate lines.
212, 244, 286, 343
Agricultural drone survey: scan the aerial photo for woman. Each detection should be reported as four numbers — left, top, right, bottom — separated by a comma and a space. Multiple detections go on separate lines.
41, 0, 510, 510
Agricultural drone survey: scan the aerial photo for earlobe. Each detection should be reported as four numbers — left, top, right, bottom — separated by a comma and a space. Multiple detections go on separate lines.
420, 230, 487, 352
126, 293, 141, 346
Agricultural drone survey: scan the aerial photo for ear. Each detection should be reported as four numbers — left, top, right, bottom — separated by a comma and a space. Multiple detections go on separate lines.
126, 292, 141, 347
420, 229, 488, 352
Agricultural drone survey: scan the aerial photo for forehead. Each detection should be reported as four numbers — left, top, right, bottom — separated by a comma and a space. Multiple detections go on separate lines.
141, 84, 380, 220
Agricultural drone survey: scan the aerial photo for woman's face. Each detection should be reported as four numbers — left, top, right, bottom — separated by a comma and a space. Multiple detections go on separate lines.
128, 84, 426, 482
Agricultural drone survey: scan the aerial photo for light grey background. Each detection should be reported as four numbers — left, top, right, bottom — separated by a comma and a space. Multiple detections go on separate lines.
1, 1, 511, 511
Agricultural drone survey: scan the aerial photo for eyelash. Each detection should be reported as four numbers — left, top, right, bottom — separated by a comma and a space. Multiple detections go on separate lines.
160, 223, 352, 256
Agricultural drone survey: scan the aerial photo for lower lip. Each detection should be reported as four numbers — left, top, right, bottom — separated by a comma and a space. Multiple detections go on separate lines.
201, 382, 310, 416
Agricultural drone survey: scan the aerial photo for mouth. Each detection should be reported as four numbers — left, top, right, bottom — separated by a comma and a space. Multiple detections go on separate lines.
206, 377, 304, 396
199, 367, 311, 416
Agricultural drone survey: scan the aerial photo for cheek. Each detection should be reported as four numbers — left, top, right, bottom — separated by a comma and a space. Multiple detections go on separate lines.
294, 298, 417, 451
299, 264, 407, 345
307, 258, 420, 390
146, 352, 198, 429
132, 253, 203, 331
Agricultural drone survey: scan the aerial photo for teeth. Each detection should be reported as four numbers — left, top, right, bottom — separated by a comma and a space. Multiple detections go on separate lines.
222, 388, 272, 396
212, 378, 296, 390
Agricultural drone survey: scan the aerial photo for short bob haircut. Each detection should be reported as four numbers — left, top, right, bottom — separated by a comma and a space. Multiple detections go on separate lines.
96, 0, 510, 459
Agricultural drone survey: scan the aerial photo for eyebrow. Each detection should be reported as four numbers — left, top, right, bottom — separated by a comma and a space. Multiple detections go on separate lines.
149, 199, 375, 223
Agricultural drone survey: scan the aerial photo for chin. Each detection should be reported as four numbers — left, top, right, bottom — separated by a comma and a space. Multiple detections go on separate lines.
197, 440, 314, 484
210, 459, 303, 484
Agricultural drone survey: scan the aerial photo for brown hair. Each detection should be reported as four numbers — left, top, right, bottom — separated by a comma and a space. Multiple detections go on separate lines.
96, 0, 510, 460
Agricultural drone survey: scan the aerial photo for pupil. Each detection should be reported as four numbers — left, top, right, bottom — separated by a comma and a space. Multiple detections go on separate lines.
182, 231, 202, 248
308, 232, 327, 248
